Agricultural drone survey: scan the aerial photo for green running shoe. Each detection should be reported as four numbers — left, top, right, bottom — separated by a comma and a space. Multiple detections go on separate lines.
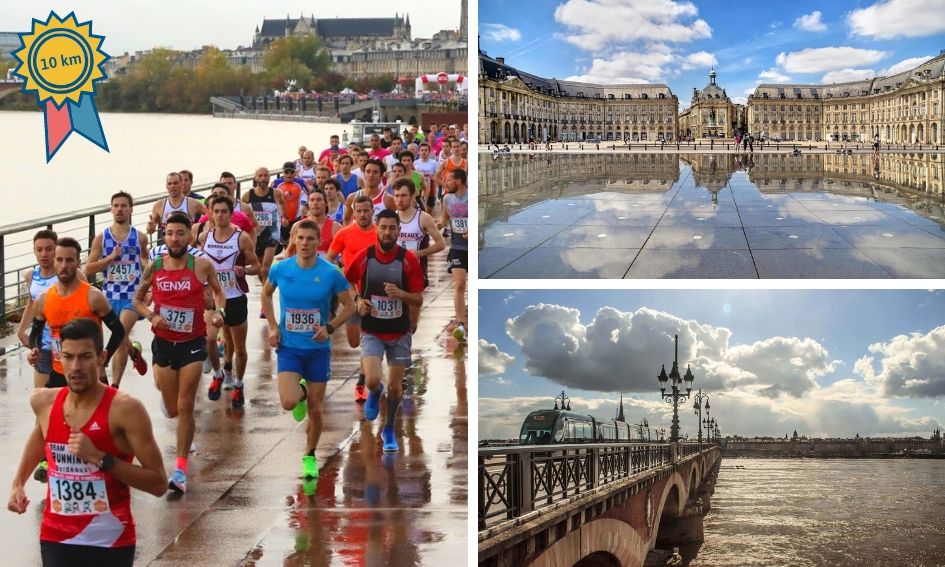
292, 379, 308, 422
302, 454, 319, 479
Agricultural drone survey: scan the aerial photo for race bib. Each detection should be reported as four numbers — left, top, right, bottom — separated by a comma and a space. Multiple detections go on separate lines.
217, 269, 237, 289
370, 295, 402, 320
106, 260, 136, 283
159, 305, 195, 333
285, 308, 320, 333
255, 211, 275, 227
47, 443, 110, 517
451, 217, 468, 234
51, 337, 62, 361
399, 239, 420, 251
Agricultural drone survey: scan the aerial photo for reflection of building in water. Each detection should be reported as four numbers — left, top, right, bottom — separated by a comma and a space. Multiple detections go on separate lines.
479, 153, 681, 208
680, 154, 738, 191
747, 152, 944, 198
678, 69, 746, 139
748, 52, 945, 143
479, 51, 679, 143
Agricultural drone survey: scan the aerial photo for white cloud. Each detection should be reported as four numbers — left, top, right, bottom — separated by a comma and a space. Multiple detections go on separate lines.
554, 0, 711, 52
478, 339, 515, 375
881, 55, 934, 76
759, 68, 791, 83
856, 325, 945, 398
794, 11, 827, 32
504, 304, 834, 398
481, 23, 522, 42
822, 68, 877, 83
731, 96, 748, 105
564, 50, 668, 83
849, 0, 945, 39
681, 51, 717, 70
775, 47, 887, 73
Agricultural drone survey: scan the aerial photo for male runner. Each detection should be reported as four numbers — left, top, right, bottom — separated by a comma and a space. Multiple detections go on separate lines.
414, 143, 439, 212
317, 135, 347, 162
179, 170, 196, 202
344, 210, 424, 452
272, 162, 308, 247
297, 150, 318, 189
133, 213, 226, 493
199, 196, 260, 407
440, 169, 469, 341
262, 220, 355, 479
392, 178, 445, 292
219, 172, 260, 238
147, 172, 204, 240
86, 191, 150, 388
8, 319, 166, 567
242, 167, 286, 286
18, 230, 61, 388
382, 136, 404, 172
343, 160, 395, 224
367, 134, 391, 161
324, 178, 346, 224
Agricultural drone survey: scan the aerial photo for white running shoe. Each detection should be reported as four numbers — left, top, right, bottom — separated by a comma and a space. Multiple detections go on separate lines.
222, 372, 236, 390
190, 441, 196, 453
202, 358, 212, 374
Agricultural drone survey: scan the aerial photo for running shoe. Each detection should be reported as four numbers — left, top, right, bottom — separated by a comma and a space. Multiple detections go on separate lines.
354, 383, 368, 402
168, 469, 187, 493
33, 460, 48, 483
222, 372, 236, 390
202, 358, 212, 374
364, 383, 384, 421
129, 341, 148, 375
381, 427, 398, 453
190, 441, 197, 453
302, 454, 319, 479
231, 385, 245, 409
301, 478, 317, 497
208, 373, 224, 401
292, 380, 308, 422
452, 323, 467, 342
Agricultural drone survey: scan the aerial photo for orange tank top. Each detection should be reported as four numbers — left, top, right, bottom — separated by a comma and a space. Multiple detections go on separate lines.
44, 281, 100, 374
440, 157, 467, 184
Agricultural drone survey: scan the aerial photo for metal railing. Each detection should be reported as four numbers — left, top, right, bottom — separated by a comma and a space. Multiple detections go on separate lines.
0, 170, 268, 325
478, 443, 710, 530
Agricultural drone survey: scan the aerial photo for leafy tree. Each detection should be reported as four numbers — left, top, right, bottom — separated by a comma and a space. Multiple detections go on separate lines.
263, 35, 330, 90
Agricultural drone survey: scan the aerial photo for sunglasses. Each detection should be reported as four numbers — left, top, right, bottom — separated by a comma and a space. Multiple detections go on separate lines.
284, 169, 296, 174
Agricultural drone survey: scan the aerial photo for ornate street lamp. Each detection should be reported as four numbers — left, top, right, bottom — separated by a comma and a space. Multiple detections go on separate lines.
638, 417, 649, 441
658, 335, 694, 444
692, 389, 710, 446
554, 391, 571, 411
714, 422, 721, 443
704, 416, 716, 443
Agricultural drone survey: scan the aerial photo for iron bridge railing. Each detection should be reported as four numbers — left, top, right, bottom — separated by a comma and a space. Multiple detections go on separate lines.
478, 442, 706, 530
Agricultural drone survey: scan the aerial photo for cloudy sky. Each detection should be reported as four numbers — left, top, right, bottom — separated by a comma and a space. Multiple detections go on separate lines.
479, 0, 945, 108
1, 1, 463, 53
479, 289, 945, 441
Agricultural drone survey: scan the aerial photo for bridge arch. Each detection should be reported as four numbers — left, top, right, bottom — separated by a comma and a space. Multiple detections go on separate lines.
530, 518, 649, 567
574, 551, 621, 567
688, 467, 699, 501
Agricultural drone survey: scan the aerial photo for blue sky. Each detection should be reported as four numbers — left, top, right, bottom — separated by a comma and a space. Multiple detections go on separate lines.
479, 0, 945, 109
478, 290, 945, 440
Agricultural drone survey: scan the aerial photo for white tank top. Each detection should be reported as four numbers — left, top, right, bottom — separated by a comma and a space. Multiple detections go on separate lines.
202, 227, 243, 299
398, 210, 424, 251
161, 197, 189, 225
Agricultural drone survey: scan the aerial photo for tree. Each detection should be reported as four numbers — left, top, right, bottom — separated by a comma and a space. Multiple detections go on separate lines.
263, 35, 330, 90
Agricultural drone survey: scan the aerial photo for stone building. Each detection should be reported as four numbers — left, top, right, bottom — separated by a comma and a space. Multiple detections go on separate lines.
679, 68, 743, 139
748, 51, 945, 143
252, 15, 411, 50
479, 51, 679, 143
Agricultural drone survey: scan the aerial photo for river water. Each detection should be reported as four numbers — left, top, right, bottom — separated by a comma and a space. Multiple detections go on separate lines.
689, 458, 945, 566
0, 111, 346, 224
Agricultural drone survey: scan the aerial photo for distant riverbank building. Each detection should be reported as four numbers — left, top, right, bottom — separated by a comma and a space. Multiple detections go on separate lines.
479, 51, 679, 143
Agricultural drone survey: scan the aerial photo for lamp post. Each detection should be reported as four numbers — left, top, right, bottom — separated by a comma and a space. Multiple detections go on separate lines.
658, 334, 695, 444
704, 416, 716, 443
702, 401, 713, 443
714, 422, 721, 444
692, 389, 710, 446
638, 417, 649, 441
554, 391, 571, 411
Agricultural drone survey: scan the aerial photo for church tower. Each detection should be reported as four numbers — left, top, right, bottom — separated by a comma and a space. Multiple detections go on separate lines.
460, 0, 468, 39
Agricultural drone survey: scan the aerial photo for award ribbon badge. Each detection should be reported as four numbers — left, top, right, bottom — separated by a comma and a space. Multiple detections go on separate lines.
12, 12, 109, 162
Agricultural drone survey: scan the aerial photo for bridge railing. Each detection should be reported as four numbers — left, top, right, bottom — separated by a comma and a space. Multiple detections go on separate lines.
478, 443, 674, 530
0, 170, 268, 327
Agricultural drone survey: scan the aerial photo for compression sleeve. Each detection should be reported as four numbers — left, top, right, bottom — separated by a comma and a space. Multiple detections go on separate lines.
102, 310, 125, 364
29, 318, 45, 349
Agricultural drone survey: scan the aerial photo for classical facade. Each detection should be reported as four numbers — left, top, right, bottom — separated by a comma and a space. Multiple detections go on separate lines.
748, 52, 945, 143
479, 51, 679, 143
679, 69, 744, 139
253, 15, 411, 50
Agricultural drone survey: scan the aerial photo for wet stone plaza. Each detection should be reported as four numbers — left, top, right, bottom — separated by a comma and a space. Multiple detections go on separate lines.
479, 152, 945, 278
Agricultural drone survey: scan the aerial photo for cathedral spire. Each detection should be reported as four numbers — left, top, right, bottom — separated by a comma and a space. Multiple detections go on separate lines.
616, 393, 626, 422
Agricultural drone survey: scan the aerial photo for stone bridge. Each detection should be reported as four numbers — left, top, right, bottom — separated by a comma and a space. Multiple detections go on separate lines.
0, 80, 23, 101
478, 443, 721, 567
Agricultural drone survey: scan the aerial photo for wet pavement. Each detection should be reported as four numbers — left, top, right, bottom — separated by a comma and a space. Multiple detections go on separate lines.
0, 255, 468, 566
480, 153, 945, 279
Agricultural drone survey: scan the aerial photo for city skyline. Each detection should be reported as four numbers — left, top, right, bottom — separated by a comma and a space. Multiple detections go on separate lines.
479, 290, 945, 440
479, 0, 945, 109
1, 1, 463, 54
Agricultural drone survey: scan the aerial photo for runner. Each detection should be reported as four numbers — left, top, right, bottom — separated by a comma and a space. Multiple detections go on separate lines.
297, 150, 318, 189
262, 219, 355, 479
242, 167, 286, 287
317, 135, 347, 162
85, 192, 150, 388
351, 150, 369, 181
179, 169, 198, 206
28, 237, 126, 390
18, 230, 63, 389
8, 319, 166, 567
382, 136, 404, 172
343, 160, 395, 225
285, 188, 340, 257
434, 138, 468, 194
335, 154, 363, 200
272, 162, 308, 248
392, 178, 445, 295
324, 178, 346, 224
440, 169, 469, 341
366, 134, 391, 161
218, 172, 260, 235
132, 213, 226, 493
344, 210, 425, 453
195, 183, 256, 237
147, 172, 204, 241
199, 196, 260, 407
414, 143, 439, 213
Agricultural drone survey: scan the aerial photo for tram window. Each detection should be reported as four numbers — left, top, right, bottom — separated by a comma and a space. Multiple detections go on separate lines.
554, 420, 566, 442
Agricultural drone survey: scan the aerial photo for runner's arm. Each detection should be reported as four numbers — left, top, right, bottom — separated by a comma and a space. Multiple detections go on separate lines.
91, 289, 124, 364
16, 270, 34, 347
138, 230, 151, 273
240, 233, 261, 276
342, 193, 354, 225
199, 259, 226, 324
274, 189, 287, 224
418, 212, 446, 258
132, 263, 157, 321
28, 293, 47, 349
84, 233, 114, 277
89, 396, 167, 497
8, 424, 44, 513
330, 284, 356, 329
147, 200, 162, 234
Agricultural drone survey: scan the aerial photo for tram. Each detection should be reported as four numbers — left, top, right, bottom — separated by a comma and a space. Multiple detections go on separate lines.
518, 409, 650, 445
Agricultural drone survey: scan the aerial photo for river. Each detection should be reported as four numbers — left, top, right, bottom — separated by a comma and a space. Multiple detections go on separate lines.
689, 458, 945, 566
0, 111, 347, 224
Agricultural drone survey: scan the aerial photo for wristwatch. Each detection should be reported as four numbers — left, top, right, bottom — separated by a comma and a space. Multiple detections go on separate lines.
100, 454, 115, 472
215, 307, 226, 317
326, 323, 336, 335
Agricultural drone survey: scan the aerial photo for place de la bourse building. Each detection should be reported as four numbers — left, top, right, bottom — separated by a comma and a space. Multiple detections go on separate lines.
480, 50, 945, 144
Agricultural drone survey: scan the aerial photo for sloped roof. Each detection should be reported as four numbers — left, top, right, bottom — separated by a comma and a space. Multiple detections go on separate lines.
316, 18, 397, 37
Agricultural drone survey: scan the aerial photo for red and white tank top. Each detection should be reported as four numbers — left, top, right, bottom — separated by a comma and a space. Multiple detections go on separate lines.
151, 255, 207, 342
356, 189, 388, 221
41, 387, 135, 547
202, 228, 244, 299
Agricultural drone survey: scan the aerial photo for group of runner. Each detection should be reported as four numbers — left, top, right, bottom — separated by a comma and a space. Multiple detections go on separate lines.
7, 133, 468, 566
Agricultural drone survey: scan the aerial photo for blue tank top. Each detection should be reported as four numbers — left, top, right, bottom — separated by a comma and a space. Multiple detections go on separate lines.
335, 173, 360, 199
102, 227, 143, 299
29, 266, 57, 349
